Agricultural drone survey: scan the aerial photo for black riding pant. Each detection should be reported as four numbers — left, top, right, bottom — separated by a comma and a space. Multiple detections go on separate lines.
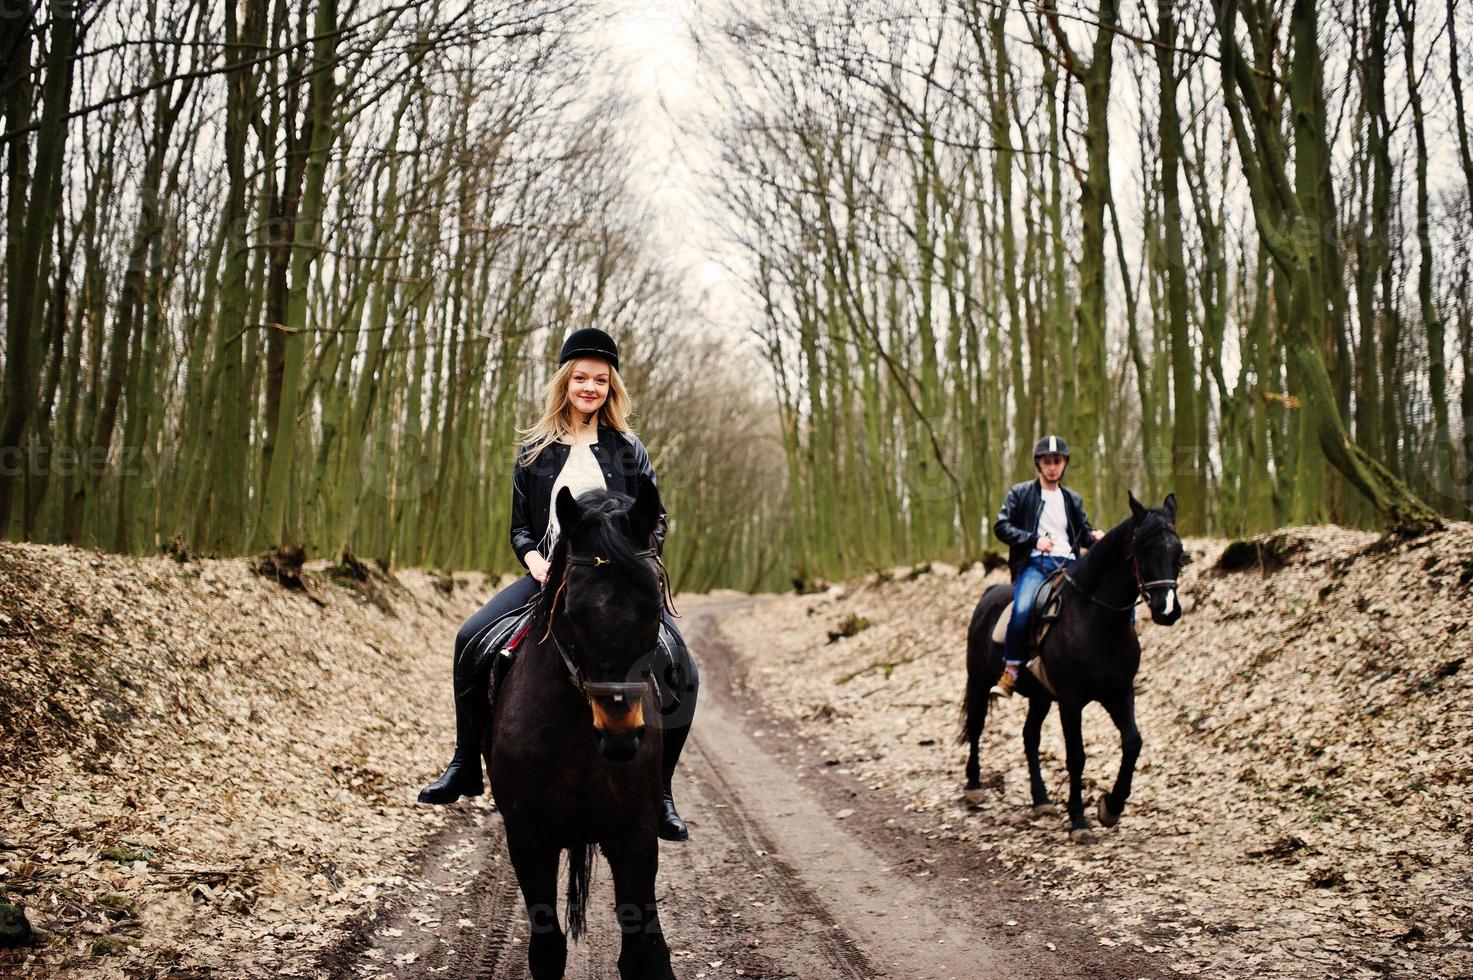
454, 574, 541, 670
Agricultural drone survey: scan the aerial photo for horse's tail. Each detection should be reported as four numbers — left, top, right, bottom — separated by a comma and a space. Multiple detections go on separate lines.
564, 844, 596, 942
958, 670, 988, 746
958, 583, 1009, 745
957, 634, 985, 747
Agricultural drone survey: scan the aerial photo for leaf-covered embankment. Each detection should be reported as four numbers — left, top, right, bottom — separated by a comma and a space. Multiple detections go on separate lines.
716, 524, 1473, 979
0, 543, 495, 977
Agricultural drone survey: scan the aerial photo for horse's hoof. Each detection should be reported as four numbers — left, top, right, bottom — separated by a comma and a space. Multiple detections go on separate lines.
1031, 802, 1059, 816
1096, 794, 1120, 828
1068, 827, 1096, 844
963, 788, 988, 806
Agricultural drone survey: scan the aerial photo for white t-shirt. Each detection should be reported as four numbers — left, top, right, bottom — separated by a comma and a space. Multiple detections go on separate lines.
1030, 486, 1074, 560
542, 442, 607, 552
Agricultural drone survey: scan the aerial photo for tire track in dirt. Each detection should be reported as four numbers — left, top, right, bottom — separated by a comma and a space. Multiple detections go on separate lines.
677, 735, 877, 979
683, 601, 1005, 980
318, 802, 524, 979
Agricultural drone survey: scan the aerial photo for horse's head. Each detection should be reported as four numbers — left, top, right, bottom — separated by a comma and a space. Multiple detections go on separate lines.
1127, 491, 1186, 626
545, 478, 665, 763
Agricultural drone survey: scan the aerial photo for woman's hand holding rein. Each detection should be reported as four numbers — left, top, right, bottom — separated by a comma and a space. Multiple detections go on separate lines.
526, 551, 551, 584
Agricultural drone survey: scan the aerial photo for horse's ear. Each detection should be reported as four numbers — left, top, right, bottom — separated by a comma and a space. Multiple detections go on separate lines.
629, 476, 663, 544
1128, 491, 1146, 522
1162, 492, 1178, 525
555, 486, 582, 539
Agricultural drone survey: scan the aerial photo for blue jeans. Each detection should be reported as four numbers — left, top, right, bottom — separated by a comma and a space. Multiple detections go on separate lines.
1004, 554, 1074, 665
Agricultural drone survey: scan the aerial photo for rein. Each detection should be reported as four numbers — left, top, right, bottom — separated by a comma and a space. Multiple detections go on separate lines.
541, 546, 676, 700
1064, 524, 1179, 613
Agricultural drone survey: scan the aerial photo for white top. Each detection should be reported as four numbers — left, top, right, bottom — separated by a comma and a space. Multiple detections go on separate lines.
541, 442, 607, 553
1030, 486, 1074, 560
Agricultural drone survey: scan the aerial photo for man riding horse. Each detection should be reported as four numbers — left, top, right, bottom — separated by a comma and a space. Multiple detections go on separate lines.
989, 435, 1105, 698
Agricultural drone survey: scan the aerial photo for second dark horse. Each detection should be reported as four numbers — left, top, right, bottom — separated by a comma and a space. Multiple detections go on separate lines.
490, 480, 678, 980
961, 492, 1187, 841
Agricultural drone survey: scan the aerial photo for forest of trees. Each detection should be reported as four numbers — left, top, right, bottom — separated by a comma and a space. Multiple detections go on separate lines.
0, 0, 782, 591
712, 0, 1473, 583
2, 0, 1471, 593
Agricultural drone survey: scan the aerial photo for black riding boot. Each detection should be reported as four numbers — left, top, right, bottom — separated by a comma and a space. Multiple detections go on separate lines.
659, 721, 691, 841
656, 624, 698, 841
418, 652, 487, 805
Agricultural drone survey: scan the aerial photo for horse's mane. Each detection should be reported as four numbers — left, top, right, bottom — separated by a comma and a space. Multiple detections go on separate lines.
1069, 505, 1173, 596
537, 489, 660, 623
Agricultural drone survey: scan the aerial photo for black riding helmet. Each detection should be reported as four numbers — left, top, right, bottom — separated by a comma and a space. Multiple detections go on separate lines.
559, 327, 619, 371
1033, 434, 1070, 460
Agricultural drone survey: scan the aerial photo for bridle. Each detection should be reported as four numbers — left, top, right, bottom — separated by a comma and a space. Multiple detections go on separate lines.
1066, 523, 1180, 614
541, 546, 677, 702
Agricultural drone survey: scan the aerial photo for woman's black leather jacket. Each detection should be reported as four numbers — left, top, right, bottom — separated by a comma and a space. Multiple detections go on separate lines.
509, 425, 665, 567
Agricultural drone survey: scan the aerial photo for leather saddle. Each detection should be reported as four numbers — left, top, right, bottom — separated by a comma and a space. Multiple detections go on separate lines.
460, 603, 537, 719
470, 604, 536, 675
472, 605, 694, 720
990, 567, 1068, 649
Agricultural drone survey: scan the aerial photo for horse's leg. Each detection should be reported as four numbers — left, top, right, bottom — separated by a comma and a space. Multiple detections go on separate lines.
1097, 692, 1142, 828
1022, 696, 1055, 812
1058, 702, 1093, 842
506, 830, 566, 980
604, 834, 675, 980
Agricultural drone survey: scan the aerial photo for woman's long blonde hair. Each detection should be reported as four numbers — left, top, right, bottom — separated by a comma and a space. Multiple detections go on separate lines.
517, 358, 634, 466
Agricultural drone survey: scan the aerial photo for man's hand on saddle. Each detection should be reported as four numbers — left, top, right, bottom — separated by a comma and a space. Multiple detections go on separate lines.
526, 551, 551, 584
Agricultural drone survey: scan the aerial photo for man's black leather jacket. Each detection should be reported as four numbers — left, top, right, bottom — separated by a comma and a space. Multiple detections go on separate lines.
992, 478, 1095, 581
509, 425, 665, 567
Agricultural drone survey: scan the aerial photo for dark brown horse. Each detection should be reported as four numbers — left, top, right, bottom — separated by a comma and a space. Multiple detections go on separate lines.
960, 493, 1187, 841
489, 481, 677, 980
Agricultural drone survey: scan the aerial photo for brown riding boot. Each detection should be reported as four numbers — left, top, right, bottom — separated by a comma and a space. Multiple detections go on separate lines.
989, 663, 1020, 699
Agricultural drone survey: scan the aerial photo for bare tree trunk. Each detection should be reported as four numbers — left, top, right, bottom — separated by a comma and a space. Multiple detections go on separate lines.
1217, 0, 1436, 526
1041, 0, 1116, 503
253, 0, 339, 550
1154, 0, 1203, 531
1393, 0, 1452, 489
0, 0, 81, 536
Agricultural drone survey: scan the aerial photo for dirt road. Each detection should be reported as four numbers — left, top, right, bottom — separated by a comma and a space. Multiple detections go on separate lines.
323, 600, 1155, 980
